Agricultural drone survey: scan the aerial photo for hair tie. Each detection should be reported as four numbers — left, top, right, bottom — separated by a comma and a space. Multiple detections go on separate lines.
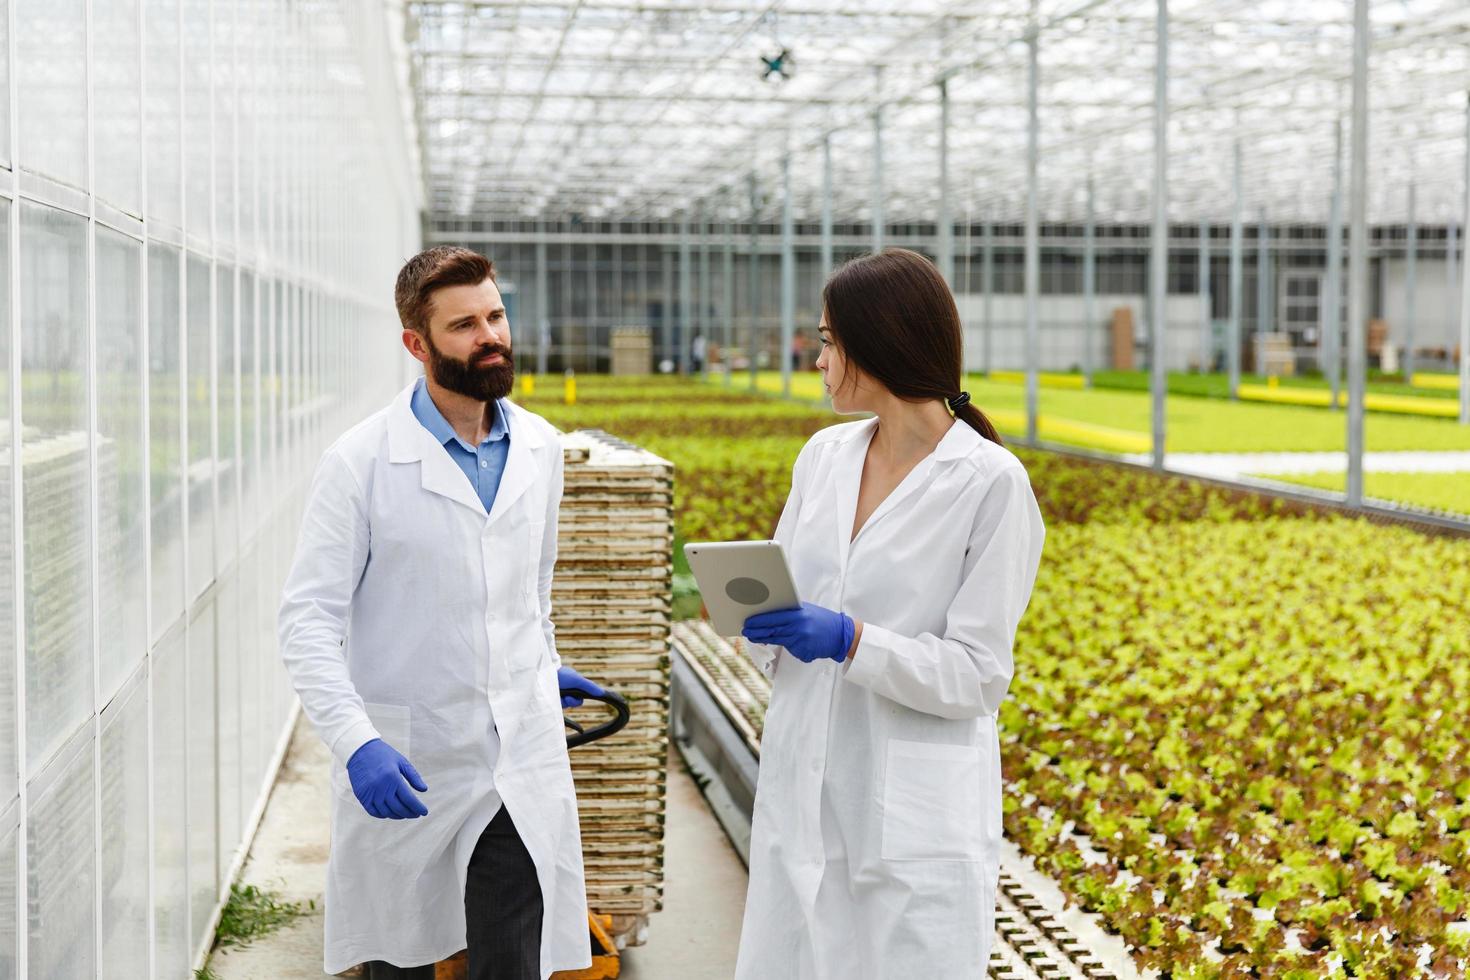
945, 391, 971, 417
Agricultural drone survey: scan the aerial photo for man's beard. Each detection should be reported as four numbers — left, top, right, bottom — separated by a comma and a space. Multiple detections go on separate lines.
425, 335, 516, 402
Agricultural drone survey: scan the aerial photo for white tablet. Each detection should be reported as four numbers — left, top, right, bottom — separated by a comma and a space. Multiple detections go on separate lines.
683, 540, 802, 637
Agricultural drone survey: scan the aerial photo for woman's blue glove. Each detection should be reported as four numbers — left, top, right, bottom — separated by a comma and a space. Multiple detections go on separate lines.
558, 665, 606, 708
742, 602, 855, 664
346, 738, 429, 819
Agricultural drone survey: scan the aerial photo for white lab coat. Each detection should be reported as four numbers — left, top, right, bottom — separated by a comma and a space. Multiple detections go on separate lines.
278, 382, 591, 977
734, 416, 1045, 980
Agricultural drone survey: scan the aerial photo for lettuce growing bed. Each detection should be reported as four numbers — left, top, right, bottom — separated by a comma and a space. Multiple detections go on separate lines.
525, 375, 1470, 977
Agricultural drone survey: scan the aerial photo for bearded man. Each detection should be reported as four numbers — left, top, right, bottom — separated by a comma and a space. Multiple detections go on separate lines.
279, 246, 600, 980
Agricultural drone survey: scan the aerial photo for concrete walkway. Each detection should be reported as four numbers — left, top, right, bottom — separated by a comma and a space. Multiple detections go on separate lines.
1121, 449, 1470, 479
205, 714, 748, 979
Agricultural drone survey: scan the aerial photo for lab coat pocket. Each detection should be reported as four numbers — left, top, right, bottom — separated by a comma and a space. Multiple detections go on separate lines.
881, 739, 983, 862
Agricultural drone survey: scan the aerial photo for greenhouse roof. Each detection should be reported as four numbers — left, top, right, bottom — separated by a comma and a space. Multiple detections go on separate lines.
403, 0, 1470, 226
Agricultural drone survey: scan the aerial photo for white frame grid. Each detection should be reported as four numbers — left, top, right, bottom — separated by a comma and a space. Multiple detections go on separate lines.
1, 0, 421, 976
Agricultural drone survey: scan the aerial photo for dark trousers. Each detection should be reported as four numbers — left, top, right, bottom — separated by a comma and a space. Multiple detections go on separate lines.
365, 805, 544, 980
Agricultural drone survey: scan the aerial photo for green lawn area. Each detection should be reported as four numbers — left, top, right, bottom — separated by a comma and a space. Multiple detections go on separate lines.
711, 370, 1470, 454
1251, 471, 1470, 516
1089, 369, 1459, 401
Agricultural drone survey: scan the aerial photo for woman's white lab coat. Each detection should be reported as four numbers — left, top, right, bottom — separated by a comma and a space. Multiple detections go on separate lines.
734, 417, 1045, 980
278, 383, 590, 977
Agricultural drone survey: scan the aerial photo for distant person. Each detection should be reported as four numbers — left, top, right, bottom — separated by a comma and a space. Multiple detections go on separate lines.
692, 332, 707, 373
735, 248, 1046, 979
279, 246, 603, 980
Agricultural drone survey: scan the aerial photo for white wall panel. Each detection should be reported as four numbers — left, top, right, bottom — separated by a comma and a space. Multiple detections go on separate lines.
2, 2, 421, 976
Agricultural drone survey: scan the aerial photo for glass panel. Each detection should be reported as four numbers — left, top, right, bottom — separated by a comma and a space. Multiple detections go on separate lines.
95, 0, 144, 213
0, 0, 11, 167
26, 738, 96, 979
188, 602, 218, 951
238, 545, 261, 803
0, 199, 14, 799
214, 0, 235, 244
16, 0, 86, 186
235, 6, 254, 255
0, 817, 17, 974
97, 228, 147, 698
145, 0, 182, 227
151, 627, 188, 978
99, 679, 149, 979
240, 271, 257, 538
186, 256, 214, 598
20, 204, 91, 771
149, 243, 184, 640
216, 576, 240, 862
183, 0, 211, 235
217, 267, 237, 569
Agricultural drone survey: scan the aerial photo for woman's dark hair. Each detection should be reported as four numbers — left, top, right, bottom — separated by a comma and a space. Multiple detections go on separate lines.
822, 247, 1002, 444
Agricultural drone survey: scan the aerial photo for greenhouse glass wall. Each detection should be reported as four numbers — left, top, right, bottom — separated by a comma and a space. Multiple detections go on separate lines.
0, 1, 418, 975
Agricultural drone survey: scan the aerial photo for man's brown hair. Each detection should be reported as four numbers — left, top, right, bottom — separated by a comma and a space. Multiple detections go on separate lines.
394, 245, 496, 335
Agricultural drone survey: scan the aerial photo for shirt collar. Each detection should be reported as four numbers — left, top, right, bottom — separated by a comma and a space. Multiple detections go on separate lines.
411, 376, 508, 451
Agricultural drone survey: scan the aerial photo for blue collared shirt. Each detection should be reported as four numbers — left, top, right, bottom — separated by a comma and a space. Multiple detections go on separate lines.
410, 378, 511, 513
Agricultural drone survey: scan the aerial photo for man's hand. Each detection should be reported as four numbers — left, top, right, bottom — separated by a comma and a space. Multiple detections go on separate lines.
346, 738, 429, 819
557, 665, 606, 708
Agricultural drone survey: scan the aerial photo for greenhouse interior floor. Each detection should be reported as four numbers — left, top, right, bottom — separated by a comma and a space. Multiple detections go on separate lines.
204, 713, 749, 979
205, 709, 1140, 980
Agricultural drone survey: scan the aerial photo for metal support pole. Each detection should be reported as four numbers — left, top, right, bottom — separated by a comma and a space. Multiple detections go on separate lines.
638, 218, 649, 333
1257, 211, 1271, 341
821, 135, 834, 281
747, 173, 760, 387
535, 220, 549, 376
587, 233, 598, 373
872, 96, 885, 253
723, 192, 735, 387
1460, 92, 1470, 423
1229, 140, 1243, 399
1198, 217, 1210, 373
1325, 120, 1345, 406
679, 210, 692, 375
982, 220, 994, 375
1346, 0, 1369, 504
1449, 220, 1460, 384
663, 245, 675, 372
699, 202, 711, 379
1404, 180, 1416, 386
1150, 0, 1169, 470
781, 153, 796, 399
1024, 6, 1041, 444
1083, 177, 1096, 386
613, 232, 624, 331
937, 78, 954, 286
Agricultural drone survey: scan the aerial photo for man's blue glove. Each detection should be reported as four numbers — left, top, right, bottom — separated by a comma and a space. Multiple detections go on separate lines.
741, 602, 855, 664
346, 738, 429, 819
558, 665, 605, 708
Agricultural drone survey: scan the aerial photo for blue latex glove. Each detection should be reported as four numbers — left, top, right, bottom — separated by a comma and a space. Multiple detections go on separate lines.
558, 665, 606, 709
346, 738, 429, 820
741, 602, 855, 664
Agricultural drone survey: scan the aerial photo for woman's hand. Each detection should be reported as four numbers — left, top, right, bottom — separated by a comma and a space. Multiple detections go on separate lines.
742, 602, 856, 664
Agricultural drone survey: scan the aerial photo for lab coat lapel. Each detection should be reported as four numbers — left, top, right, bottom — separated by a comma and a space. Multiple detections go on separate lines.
486, 400, 541, 528
386, 382, 491, 516
833, 418, 878, 569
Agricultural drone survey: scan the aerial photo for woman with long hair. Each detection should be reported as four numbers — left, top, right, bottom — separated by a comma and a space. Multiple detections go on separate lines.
734, 248, 1046, 978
